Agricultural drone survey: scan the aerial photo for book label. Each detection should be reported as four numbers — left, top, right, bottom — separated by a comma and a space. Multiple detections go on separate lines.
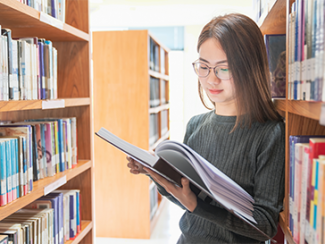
44, 175, 67, 195
42, 99, 65, 110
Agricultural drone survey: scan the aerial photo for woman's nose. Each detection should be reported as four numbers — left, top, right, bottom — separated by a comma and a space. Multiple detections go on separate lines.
207, 71, 221, 85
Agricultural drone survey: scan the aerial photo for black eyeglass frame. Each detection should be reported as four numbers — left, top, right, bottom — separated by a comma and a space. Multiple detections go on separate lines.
192, 61, 232, 80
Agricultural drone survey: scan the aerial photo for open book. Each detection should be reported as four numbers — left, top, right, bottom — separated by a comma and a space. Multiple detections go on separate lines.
96, 127, 275, 242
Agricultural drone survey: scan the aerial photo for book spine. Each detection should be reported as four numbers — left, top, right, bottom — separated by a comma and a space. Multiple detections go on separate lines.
10, 139, 17, 201
0, 141, 7, 206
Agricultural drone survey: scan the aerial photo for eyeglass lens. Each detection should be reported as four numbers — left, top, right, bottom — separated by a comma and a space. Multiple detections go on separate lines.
193, 62, 231, 80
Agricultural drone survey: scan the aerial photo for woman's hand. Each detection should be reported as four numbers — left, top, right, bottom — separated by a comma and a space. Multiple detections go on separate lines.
144, 167, 198, 212
126, 156, 147, 174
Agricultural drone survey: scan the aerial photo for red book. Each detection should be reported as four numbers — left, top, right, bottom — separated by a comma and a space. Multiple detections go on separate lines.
307, 138, 325, 224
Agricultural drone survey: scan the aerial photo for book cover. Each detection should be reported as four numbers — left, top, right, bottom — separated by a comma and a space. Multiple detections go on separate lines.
264, 34, 286, 99
96, 127, 275, 241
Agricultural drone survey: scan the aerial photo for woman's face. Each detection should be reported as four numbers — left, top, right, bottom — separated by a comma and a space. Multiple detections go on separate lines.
198, 38, 236, 106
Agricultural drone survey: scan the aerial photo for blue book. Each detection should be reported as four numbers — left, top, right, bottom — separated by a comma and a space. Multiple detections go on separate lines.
76, 190, 80, 233
22, 137, 27, 196
38, 41, 46, 99
69, 194, 75, 238
49, 192, 64, 244
4, 140, 12, 204
0, 140, 7, 206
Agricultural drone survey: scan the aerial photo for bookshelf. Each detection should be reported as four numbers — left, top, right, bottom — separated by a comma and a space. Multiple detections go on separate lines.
259, 0, 325, 243
0, 0, 94, 243
93, 30, 170, 239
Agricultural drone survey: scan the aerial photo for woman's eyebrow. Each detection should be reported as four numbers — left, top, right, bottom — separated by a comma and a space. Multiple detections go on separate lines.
199, 57, 228, 64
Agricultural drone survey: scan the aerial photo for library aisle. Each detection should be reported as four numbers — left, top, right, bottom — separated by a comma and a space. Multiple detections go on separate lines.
96, 200, 185, 244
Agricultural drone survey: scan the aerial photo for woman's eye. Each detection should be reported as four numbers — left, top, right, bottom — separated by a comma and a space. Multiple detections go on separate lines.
200, 66, 208, 70
220, 68, 229, 72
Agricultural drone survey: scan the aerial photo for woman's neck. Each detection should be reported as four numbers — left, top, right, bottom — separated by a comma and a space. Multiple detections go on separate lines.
215, 103, 237, 116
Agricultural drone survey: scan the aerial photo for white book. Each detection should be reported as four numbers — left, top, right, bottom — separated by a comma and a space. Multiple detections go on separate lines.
2, 36, 9, 101
52, 47, 58, 99
95, 127, 276, 241
299, 143, 310, 244
10, 40, 19, 100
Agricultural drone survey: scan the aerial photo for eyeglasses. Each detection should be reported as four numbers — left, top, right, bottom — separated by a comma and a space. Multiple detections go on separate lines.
192, 61, 232, 80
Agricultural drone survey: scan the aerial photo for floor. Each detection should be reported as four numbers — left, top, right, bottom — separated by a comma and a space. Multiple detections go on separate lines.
96, 200, 185, 244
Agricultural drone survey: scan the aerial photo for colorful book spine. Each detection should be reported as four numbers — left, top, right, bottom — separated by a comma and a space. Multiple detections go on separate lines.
5, 140, 12, 204
0, 141, 7, 206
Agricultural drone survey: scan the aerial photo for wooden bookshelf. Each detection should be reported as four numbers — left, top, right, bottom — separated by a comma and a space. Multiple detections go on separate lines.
259, 0, 287, 35
262, 0, 325, 243
0, 0, 94, 243
93, 30, 170, 239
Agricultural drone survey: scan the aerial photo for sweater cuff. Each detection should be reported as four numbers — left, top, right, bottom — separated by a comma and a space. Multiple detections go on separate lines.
191, 198, 228, 225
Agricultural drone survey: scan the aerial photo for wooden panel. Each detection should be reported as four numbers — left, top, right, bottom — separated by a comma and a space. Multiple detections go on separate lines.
0, 106, 91, 159
259, 0, 286, 35
287, 113, 325, 136
65, 0, 89, 34
53, 42, 90, 98
0, 0, 89, 41
0, 160, 91, 220
93, 30, 151, 239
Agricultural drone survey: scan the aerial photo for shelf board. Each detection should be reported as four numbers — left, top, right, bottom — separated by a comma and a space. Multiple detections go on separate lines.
0, 98, 90, 112
149, 70, 169, 81
258, 0, 286, 35
287, 100, 322, 121
149, 104, 170, 114
0, 160, 92, 220
279, 212, 295, 244
66, 220, 93, 244
273, 100, 323, 121
0, 0, 89, 41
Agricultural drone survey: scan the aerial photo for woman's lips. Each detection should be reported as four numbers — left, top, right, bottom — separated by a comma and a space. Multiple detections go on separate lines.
209, 89, 223, 95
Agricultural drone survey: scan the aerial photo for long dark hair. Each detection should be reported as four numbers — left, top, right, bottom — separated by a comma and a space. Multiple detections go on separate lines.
197, 13, 282, 130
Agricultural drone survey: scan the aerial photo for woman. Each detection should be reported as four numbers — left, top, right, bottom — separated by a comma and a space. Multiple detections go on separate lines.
127, 13, 285, 243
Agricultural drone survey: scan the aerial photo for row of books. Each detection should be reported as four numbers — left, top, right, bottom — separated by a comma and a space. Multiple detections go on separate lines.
149, 111, 169, 146
289, 136, 325, 244
0, 189, 80, 244
0, 26, 58, 101
0, 117, 77, 207
252, 0, 274, 23
149, 38, 167, 74
264, 34, 286, 99
288, 0, 324, 101
149, 183, 158, 220
16, 0, 66, 22
149, 113, 159, 146
149, 77, 168, 108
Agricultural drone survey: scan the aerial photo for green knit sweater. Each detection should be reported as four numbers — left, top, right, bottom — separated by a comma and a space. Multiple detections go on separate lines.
154, 110, 285, 244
